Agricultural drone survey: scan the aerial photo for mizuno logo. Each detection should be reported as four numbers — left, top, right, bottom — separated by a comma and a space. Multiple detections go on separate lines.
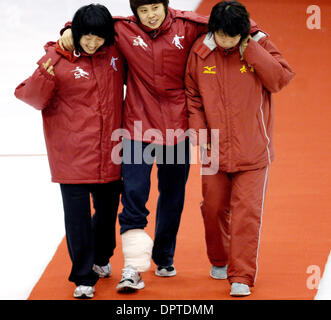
203, 66, 216, 74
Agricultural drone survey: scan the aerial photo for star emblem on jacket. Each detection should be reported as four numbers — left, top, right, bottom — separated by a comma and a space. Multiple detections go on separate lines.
132, 36, 148, 50
240, 65, 248, 73
240, 64, 255, 74
71, 66, 90, 79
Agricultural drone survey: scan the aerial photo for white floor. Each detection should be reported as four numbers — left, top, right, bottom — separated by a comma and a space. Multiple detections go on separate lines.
0, 155, 65, 300
315, 251, 331, 300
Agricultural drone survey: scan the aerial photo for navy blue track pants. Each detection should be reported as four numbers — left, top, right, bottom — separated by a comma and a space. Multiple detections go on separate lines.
119, 139, 190, 267
60, 180, 121, 286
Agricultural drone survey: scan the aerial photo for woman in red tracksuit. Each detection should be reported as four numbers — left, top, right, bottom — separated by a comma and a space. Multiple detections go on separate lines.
185, 1, 294, 296
15, 4, 125, 299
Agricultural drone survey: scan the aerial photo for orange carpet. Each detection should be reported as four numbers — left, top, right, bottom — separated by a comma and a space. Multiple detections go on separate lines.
29, 0, 331, 300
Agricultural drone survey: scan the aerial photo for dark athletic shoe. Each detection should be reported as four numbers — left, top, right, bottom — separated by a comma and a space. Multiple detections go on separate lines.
155, 265, 177, 277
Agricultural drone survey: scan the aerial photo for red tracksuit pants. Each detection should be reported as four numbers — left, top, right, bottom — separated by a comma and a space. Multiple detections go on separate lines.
201, 166, 269, 287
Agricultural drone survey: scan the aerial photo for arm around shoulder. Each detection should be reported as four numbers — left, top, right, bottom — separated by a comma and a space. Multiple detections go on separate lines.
185, 49, 208, 146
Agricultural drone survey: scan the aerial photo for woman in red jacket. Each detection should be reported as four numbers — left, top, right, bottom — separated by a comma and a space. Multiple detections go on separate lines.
15, 4, 125, 299
185, 1, 294, 296
59, 0, 209, 293
114, 0, 208, 293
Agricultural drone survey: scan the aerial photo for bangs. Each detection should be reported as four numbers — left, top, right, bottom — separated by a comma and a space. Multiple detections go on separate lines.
208, 1, 251, 38
72, 4, 115, 51
219, 17, 247, 37
130, 0, 168, 9
130, 0, 169, 18
78, 10, 111, 39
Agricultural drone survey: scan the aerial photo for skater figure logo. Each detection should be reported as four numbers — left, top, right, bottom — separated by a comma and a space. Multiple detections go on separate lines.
71, 66, 90, 80
111, 57, 119, 72
172, 34, 184, 49
132, 36, 148, 50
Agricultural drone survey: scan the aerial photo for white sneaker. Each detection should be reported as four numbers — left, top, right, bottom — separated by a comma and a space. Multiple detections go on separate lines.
155, 265, 177, 277
210, 265, 227, 279
116, 265, 145, 292
230, 282, 251, 297
73, 285, 95, 299
93, 263, 111, 278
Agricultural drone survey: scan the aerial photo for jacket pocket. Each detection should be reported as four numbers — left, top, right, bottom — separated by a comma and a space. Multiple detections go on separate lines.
162, 48, 188, 87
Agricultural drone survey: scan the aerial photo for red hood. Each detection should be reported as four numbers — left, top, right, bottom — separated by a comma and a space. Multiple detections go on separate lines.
54, 41, 107, 62
55, 41, 80, 62
113, 8, 173, 37
114, 9, 252, 32
42, 41, 80, 63
250, 19, 259, 34
113, 7, 208, 37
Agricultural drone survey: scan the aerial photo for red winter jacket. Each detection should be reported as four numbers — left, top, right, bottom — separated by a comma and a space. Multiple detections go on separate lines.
15, 42, 125, 184
185, 31, 295, 172
114, 8, 208, 145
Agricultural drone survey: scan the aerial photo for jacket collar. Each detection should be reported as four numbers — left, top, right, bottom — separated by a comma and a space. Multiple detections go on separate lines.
203, 33, 217, 51
55, 41, 80, 62
197, 33, 242, 59
196, 19, 263, 60
195, 33, 217, 60
55, 41, 107, 62
123, 7, 174, 39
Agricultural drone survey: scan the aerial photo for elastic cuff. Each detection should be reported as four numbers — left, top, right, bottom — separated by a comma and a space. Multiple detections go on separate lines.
209, 259, 228, 267
228, 276, 253, 287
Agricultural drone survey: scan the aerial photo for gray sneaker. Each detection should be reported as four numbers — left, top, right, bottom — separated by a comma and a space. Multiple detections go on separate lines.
230, 282, 251, 297
116, 265, 145, 292
210, 265, 227, 279
73, 285, 95, 299
155, 265, 177, 277
93, 263, 111, 278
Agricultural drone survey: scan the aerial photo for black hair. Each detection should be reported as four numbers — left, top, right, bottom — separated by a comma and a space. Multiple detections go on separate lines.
208, 1, 251, 39
72, 4, 114, 52
129, 0, 169, 21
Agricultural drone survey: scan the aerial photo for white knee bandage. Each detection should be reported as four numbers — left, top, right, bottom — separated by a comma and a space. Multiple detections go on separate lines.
122, 229, 154, 272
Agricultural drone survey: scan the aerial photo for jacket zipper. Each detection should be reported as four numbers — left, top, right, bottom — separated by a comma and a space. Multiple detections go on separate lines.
223, 56, 232, 171
152, 37, 167, 137
218, 53, 232, 172
91, 57, 104, 181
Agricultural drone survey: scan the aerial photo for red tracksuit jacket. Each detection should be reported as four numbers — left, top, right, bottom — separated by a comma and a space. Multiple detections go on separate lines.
114, 8, 208, 145
15, 42, 125, 183
185, 31, 295, 172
